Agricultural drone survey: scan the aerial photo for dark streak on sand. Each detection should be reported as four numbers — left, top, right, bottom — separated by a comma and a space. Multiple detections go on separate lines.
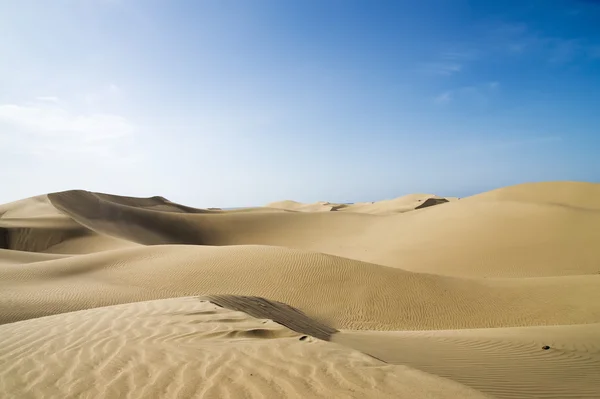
204, 295, 338, 341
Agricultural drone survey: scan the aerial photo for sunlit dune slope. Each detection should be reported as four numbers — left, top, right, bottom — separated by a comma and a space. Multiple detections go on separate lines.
2, 244, 599, 329
38, 182, 600, 277
1, 181, 599, 399
0, 297, 487, 399
335, 322, 600, 399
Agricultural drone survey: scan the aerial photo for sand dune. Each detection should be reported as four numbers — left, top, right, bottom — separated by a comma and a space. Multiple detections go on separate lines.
335, 323, 600, 398
2, 244, 599, 329
267, 193, 453, 214
0, 194, 62, 219
464, 180, 600, 210
32, 182, 600, 277
0, 297, 487, 399
266, 200, 348, 212
339, 193, 452, 213
1, 181, 599, 398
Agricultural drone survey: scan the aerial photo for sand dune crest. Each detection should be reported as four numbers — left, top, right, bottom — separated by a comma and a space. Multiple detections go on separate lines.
1, 181, 599, 398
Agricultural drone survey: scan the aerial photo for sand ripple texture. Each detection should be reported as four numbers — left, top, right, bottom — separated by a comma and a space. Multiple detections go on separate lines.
0, 297, 486, 399
1, 181, 600, 398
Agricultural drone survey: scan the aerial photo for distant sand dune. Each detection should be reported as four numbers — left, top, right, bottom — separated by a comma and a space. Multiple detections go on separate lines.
267, 193, 453, 214
34, 183, 600, 277
1, 181, 599, 398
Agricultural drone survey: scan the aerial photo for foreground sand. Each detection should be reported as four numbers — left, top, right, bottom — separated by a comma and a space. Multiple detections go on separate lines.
1, 181, 599, 398
0, 297, 486, 399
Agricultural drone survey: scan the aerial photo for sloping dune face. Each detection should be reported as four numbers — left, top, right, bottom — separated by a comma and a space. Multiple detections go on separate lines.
1, 181, 599, 398
0, 298, 486, 399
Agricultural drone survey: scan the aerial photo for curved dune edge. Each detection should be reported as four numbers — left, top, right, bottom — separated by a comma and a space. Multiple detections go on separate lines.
2, 181, 600, 398
0, 297, 488, 399
0, 193, 142, 253
464, 181, 600, 210
40, 185, 600, 277
0, 195, 60, 219
2, 244, 599, 329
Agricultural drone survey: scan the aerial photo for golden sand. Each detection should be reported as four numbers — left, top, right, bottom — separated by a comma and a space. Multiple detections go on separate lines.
1, 181, 599, 398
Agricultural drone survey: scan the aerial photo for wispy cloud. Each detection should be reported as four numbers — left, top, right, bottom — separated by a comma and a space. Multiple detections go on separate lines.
0, 100, 137, 162
488, 22, 537, 54
84, 83, 122, 106
547, 38, 582, 64
434, 81, 499, 105
434, 91, 452, 104
421, 61, 463, 76
420, 48, 479, 76
488, 21, 600, 64
35, 96, 60, 104
0, 103, 134, 140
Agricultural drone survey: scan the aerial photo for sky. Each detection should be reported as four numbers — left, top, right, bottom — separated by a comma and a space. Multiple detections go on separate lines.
1, 0, 599, 207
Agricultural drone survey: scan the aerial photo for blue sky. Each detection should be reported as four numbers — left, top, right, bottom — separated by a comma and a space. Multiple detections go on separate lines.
1, 0, 599, 207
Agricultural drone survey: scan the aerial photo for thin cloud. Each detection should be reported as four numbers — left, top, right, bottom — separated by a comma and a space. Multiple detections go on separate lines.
421, 61, 463, 76
0, 103, 134, 140
434, 81, 499, 105
35, 96, 60, 103
492, 22, 529, 37
507, 42, 528, 53
108, 83, 121, 93
420, 48, 479, 76
492, 23, 538, 54
440, 50, 479, 61
85, 83, 123, 105
486, 21, 600, 64
0, 100, 139, 163
434, 91, 452, 104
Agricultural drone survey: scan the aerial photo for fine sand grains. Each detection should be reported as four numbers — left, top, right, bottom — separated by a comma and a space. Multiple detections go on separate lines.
1, 181, 599, 398
0, 297, 487, 399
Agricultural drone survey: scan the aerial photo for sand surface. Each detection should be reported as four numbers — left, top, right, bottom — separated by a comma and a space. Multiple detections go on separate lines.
1, 181, 599, 398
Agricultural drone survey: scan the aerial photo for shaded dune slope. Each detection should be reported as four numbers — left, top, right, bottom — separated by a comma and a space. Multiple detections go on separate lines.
38, 182, 600, 277
90, 192, 211, 213
206, 295, 338, 341
0, 194, 139, 253
48, 190, 209, 246
2, 181, 600, 399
